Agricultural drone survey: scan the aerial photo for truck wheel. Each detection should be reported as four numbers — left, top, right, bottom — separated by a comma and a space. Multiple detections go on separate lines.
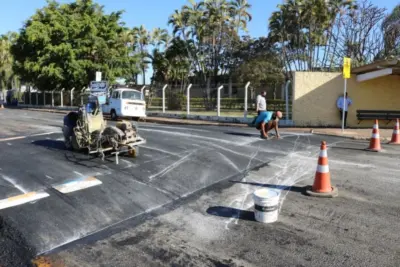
111, 110, 118, 121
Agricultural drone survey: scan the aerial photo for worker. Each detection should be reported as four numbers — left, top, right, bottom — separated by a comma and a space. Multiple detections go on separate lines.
255, 110, 283, 139
249, 91, 267, 126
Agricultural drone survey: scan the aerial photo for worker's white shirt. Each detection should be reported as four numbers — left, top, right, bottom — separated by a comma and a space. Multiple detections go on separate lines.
336, 96, 352, 111
257, 95, 266, 111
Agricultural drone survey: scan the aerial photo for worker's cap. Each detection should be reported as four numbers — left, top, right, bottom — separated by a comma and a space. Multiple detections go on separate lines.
276, 111, 283, 118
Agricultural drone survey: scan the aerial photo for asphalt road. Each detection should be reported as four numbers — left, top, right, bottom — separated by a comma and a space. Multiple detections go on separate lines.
0, 108, 400, 267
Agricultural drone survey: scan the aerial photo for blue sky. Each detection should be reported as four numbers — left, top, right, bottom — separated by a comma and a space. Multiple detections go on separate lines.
0, 0, 398, 83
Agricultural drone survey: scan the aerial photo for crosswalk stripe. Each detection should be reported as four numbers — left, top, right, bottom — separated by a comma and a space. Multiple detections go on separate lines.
52, 176, 102, 194
0, 191, 49, 210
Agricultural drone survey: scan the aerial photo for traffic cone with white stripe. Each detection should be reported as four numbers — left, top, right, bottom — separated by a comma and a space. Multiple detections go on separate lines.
366, 119, 381, 152
388, 119, 400, 145
305, 141, 338, 198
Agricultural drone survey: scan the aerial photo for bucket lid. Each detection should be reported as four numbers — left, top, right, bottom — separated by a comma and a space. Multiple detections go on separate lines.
253, 188, 280, 199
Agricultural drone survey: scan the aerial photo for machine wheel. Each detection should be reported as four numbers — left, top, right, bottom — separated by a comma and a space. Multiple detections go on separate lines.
128, 147, 139, 158
111, 110, 118, 121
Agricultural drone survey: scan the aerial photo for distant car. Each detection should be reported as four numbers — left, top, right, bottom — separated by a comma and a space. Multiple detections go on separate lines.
102, 88, 146, 121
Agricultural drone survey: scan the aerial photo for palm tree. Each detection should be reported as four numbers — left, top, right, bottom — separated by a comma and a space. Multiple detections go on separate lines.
132, 25, 151, 85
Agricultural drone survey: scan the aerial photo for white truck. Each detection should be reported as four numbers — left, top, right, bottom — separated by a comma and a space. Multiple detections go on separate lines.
102, 87, 146, 121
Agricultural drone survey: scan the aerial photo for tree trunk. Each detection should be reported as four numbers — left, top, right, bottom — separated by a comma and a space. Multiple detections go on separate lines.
142, 68, 146, 85
228, 74, 232, 97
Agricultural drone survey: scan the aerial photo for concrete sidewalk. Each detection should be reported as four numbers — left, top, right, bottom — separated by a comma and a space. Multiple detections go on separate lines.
4, 107, 395, 141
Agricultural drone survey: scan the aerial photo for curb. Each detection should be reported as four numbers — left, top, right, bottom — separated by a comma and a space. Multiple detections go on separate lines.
311, 131, 391, 142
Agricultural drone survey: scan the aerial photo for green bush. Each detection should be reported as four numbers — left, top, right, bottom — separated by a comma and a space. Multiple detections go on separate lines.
149, 97, 289, 111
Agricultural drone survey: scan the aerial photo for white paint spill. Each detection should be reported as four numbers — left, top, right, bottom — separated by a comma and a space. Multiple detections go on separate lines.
73, 171, 84, 177
218, 152, 241, 172
149, 152, 194, 180
139, 128, 251, 146
0, 174, 28, 193
141, 145, 179, 156
121, 159, 137, 169
7, 143, 11, 146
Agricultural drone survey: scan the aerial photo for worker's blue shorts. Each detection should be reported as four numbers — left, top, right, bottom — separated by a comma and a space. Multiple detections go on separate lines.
255, 111, 273, 128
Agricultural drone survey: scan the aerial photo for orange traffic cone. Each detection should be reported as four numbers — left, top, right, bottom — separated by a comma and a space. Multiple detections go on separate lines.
365, 119, 381, 152
388, 119, 400, 145
305, 141, 338, 198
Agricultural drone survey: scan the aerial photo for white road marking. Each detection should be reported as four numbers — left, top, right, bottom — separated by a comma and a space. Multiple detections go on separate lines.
52, 176, 102, 194
7, 143, 11, 146
29, 131, 59, 137
140, 124, 210, 132
45, 175, 54, 180
0, 191, 50, 210
0, 136, 26, 142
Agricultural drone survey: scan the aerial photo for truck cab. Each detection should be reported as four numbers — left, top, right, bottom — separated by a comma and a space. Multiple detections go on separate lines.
102, 88, 146, 120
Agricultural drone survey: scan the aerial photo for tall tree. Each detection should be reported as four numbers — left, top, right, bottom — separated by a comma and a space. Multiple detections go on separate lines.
132, 25, 151, 85
168, 0, 252, 109
11, 0, 137, 91
0, 32, 19, 90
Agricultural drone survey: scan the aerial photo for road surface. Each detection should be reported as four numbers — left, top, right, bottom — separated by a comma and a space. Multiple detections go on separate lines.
0, 108, 399, 267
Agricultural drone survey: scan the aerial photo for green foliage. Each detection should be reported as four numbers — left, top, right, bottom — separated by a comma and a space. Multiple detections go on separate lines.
151, 97, 288, 111
0, 32, 19, 89
11, 0, 138, 91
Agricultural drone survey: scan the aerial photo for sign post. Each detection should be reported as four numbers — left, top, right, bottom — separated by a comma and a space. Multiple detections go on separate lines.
90, 81, 108, 105
342, 57, 351, 132
96, 72, 102, 82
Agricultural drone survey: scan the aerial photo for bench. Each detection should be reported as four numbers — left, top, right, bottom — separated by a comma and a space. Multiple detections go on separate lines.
356, 110, 400, 124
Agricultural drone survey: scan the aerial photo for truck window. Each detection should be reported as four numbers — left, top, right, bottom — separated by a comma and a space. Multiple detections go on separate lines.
122, 91, 142, 100
112, 91, 120, 99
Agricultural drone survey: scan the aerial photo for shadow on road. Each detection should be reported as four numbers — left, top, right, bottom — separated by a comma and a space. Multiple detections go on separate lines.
224, 131, 259, 137
229, 180, 305, 194
31, 139, 66, 151
330, 146, 367, 151
206, 206, 255, 222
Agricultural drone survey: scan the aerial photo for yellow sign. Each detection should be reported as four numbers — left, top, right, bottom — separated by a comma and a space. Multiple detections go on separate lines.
343, 57, 351, 79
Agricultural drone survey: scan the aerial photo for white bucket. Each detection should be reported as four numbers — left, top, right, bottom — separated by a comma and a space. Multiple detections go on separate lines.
253, 188, 280, 223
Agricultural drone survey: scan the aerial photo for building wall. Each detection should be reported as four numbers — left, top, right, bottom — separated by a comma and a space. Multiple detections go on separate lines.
293, 71, 400, 128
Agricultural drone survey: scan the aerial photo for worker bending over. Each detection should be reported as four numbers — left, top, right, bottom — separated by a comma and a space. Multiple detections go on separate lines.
254, 110, 283, 139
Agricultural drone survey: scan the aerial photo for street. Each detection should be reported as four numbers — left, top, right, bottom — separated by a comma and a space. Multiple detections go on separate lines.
0, 109, 399, 267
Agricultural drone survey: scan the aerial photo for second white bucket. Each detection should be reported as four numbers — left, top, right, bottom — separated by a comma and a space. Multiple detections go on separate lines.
253, 188, 280, 223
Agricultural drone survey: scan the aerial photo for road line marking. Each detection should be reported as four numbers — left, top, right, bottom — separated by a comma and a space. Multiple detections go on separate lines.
0, 191, 50, 210
29, 132, 59, 137
52, 176, 102, 194
140, 125, 210, 132
0, 132, 60, 143
0, 136, 26, 142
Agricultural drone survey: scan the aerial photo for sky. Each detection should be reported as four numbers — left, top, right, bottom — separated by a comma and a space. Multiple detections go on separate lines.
0, 0, 398, 83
